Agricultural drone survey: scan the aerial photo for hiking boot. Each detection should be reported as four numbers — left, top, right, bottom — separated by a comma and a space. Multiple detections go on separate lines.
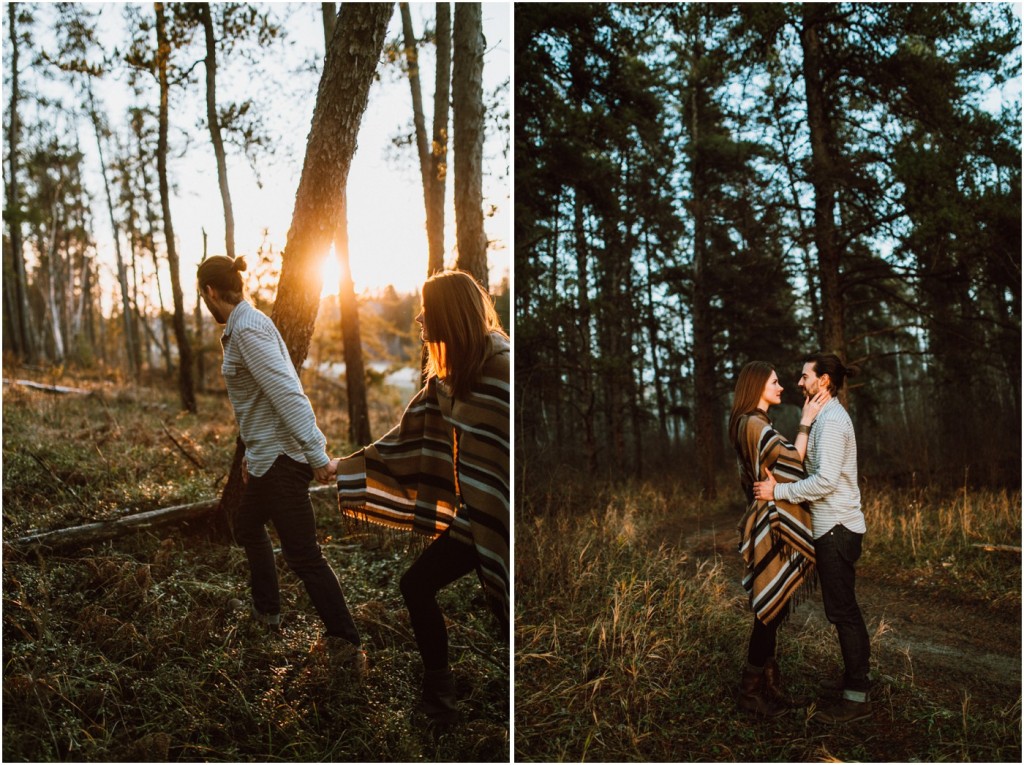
813, 697, 872, 724
763, 657, 811, 708
738, 667, 787, 718
251, 606, 282, 632
415, 667, 459, 726
820, 670, 874, 695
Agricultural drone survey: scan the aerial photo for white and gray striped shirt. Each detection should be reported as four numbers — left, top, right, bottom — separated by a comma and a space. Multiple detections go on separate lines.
221, 301, 329, 478
773, 398, 865, 539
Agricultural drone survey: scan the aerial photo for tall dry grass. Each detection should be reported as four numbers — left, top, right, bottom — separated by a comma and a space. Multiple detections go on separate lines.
862, 481, 1021, 609
515, 477, 1022, 762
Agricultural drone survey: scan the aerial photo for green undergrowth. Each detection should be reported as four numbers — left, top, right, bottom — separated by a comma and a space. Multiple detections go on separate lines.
2, 377, 508, 762
515, 477, 1021, 762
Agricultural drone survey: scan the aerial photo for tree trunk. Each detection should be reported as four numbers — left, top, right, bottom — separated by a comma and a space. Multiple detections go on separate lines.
270, 2, 393, 369
335, 192, 372, 445
88, 85, 141, 378
200, 2, 236, 260
155, 2, 196, 413
320, 1, 373, 447
45, 192, 67, 362
801, 3, 845, 358
400, 3, 449, 275
573, 195, 598, 473
643, 232, 669, 447
689, 30, 718, 500
196, 228, 207, 392
452, 3, 488, 288
321, 2, 336, 40
429, 1, 451, 275
5, 3, 36, 362
213, 2, 392, 538
135, 113, 173, 375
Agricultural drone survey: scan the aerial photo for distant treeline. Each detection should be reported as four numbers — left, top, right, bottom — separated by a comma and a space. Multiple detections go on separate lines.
515, 3, 1021, 488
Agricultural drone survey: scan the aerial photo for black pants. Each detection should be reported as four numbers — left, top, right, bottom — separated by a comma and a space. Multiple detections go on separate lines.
815, 523, 871, 692
747, 603, 789, 668
399, 528, 478, 671
234, 455, 361, 646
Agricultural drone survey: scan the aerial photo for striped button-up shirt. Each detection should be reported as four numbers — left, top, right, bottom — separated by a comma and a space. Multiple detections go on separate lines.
773, 398, 865, 539
221, 301, 329, 478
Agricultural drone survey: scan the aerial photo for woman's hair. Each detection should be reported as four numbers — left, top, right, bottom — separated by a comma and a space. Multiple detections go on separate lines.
728, 360, 775, 449
197, 255, 247, 303
422, 270, 506, 399
804, 352, 858, 395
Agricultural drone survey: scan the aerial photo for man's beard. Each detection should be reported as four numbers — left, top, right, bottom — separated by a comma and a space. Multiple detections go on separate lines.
209, 304, 227, 324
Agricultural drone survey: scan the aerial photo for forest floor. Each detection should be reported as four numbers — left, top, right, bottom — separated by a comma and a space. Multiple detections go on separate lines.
2, 371, 508, 762
665, 503, 1021, 740
515, 476, 1021, 762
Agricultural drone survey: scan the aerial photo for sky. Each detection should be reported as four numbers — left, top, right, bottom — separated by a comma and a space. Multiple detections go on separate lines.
10, 2, 511, 313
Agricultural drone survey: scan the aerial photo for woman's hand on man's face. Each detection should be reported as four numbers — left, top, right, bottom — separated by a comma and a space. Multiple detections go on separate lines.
801, 389, 831, 424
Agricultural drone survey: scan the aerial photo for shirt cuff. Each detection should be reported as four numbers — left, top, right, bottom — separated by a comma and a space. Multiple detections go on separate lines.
306, 450, 330, 470
774, 482, 792, 503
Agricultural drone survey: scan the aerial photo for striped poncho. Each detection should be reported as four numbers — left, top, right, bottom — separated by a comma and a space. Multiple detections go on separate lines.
735, 411, 816, 625
336, 333, 510, 626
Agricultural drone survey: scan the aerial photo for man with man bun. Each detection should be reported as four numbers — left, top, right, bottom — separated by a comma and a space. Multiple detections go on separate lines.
198, 255, 364, 671
754, 352, 870, 723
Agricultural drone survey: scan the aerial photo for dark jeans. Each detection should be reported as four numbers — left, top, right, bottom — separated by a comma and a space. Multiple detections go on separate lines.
399, 528, 478, 671
815, 523, 870, 693
747, 603, 789, 668
235, 454, 360, 647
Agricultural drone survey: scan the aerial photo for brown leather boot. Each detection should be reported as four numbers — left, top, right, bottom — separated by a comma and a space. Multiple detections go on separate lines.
762, 657, 811, 708
416, 667, 460, 725
738, 667, 787, 718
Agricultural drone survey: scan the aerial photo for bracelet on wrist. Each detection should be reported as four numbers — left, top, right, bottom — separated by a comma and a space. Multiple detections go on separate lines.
797, 424, 812, 435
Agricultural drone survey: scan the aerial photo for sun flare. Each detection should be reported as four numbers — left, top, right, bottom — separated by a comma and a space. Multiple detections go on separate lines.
320, 249, 341, 299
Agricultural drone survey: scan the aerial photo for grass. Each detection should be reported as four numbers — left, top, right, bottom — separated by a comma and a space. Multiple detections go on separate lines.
515, 476, 1021, 762
2, 373, 508, 762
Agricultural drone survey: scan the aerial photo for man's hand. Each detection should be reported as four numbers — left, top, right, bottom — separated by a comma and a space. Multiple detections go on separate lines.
241, 455, 249, 485
753, 472, 777, 502
313, 461, 336, 485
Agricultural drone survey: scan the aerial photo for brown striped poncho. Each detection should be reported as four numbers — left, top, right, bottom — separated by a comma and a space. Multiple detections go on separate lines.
735, 410, 816, 625
336, 333, 510, 626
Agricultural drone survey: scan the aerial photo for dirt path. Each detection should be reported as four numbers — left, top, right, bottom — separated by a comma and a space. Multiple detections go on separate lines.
653, 505, 1022, 709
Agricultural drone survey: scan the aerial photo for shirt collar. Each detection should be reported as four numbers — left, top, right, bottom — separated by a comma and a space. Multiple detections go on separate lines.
223, 299, 250, 338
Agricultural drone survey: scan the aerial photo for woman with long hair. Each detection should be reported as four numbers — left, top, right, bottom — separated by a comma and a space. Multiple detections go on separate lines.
729, 361, 828, 717
332, 269, 509, 724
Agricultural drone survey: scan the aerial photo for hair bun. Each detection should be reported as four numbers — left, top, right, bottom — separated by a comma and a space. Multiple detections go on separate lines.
233, 256, 247, 273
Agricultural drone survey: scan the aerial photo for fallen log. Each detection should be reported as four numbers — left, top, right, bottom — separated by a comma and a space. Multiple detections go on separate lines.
14, 485, 338, 550
969, 543, 1021, 553
3, 378, 92, 395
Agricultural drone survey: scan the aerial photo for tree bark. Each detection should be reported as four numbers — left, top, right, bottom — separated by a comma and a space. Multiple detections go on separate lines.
801, 3, 845, 358
155, 2, 196, 412
200, 2, 236, 260
87, 85, 141, 378
5, 4, 36, 362
270, 2, 393, 369
401, 3, 448, 275
452, 3, 488, 288
319, 1, 373, 447
688, 24, 718, 500
429, 2, 451, 275
335, 192, 372, 445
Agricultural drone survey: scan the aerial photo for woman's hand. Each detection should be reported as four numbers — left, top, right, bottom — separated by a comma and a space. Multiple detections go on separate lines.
801, 389, 831, 425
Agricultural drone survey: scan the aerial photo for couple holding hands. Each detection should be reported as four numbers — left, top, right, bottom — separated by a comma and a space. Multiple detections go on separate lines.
198, 256, 509, 725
